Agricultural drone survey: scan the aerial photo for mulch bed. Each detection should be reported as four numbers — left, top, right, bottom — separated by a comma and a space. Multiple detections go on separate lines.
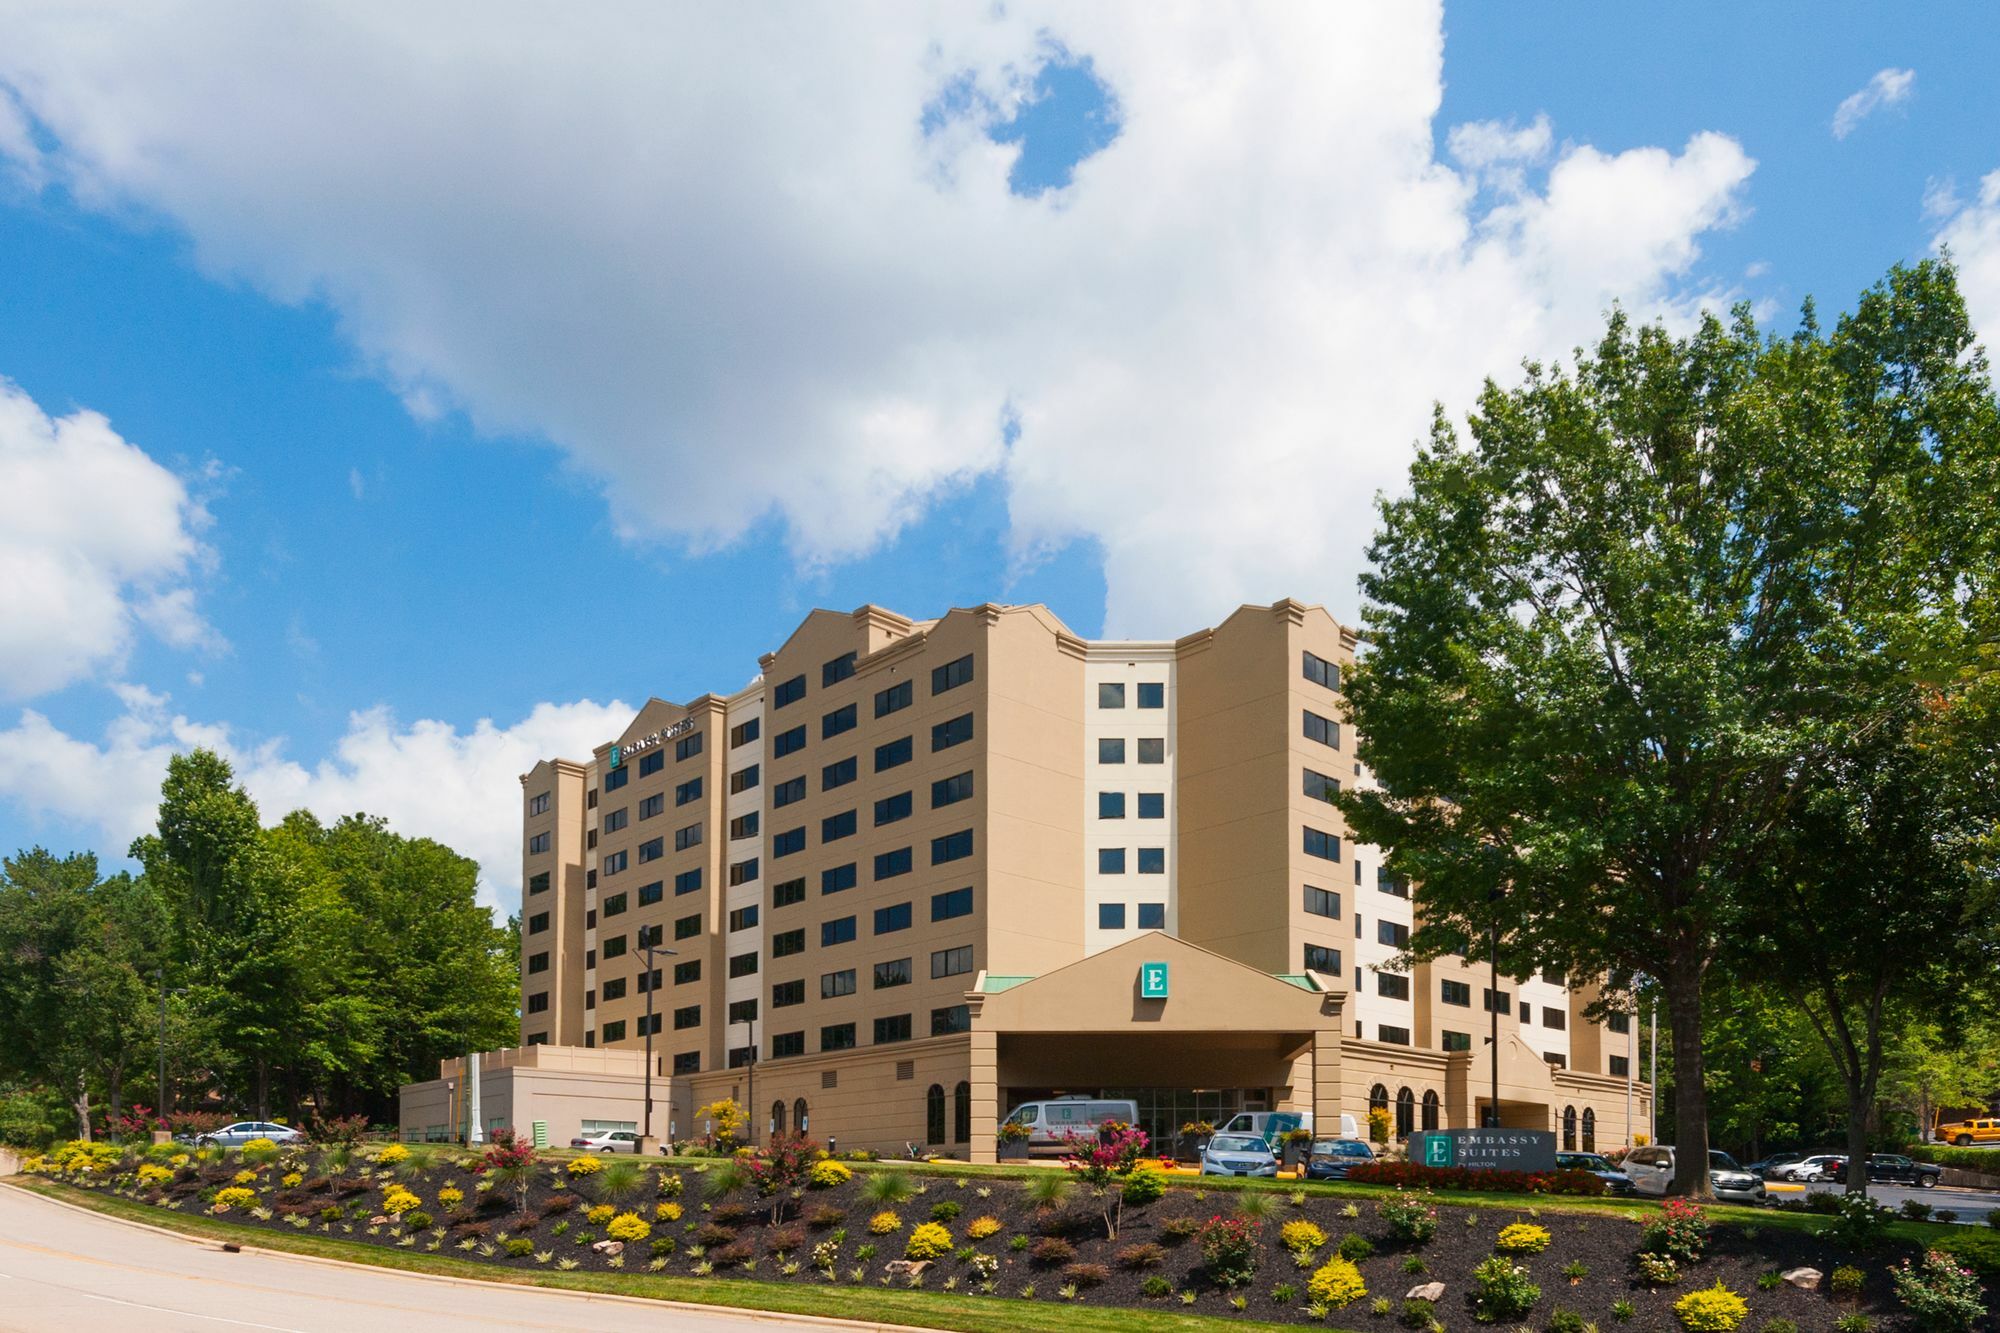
40, 1147, 1994, 1330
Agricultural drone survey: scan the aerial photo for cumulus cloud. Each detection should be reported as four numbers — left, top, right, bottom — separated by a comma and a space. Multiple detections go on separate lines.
1833, 67, 1915, 139
0, 3, 1755, 633
0, 685, 632, 912
1931, 170, 2000, 352
0, 377, 218, 699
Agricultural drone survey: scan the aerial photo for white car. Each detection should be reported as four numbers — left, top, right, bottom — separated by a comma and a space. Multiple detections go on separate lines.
194, 1121, 305, 1149
1200, 1133, 1279, 1177
1775, 1154, 1847, 1183
568, 1129, 643, 1153
1623, 1145, 1767, 1204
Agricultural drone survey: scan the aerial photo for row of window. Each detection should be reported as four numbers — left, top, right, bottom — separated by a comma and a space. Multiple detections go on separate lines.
760, 1002, 970, 1057
1096, 902, 1166, 930
1093, 737, 1165, 764
774, 653, 973, 714
1095, 847, 1166, 874
1095, 681, 1166, 709
1096, 791, 1166, 819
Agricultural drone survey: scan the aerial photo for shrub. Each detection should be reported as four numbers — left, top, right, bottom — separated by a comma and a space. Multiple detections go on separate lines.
1338, 1232, 1374, 1261
436, 1186, 464, 1210
239, 1136, 280, 1159
585, 1203, 615, 1225
1826, 1192, 1893, 1250
806, 1158, 852, 1189
376, 1143, 409, 1165
1398, 1297, 1437, 1329
1832, 1317, 1873, 1333
1141, 1275, 1173, 1299
1063, 1262, 1109, 1288
1032, 1236, 1076, 1265
1639, 1252, 1681, 1285
1306, 1256, 1367, 1308
1889, 1249, 1986, 1332
1496, 1221, 1551, 1254
712, 1239, 755, 1267
1021, 1171, 1072, 1210
1280, 1219, 1327, 1255
1642, 1198, 1711, 1264
233, 1169, 258, 1185
606, 1212, 650, 1242
929, 1200, 961, 1223
381, 1186, 421, 1216
1008, 1234, 1031, 1252
1830, 1265, 1866, 1299
1161, 1214, 1201, 1240
807, 1204, 845, 1228
658, 1172, 684, 1198
1673, 1281, 1748, 1331
651, 1236, 677, 1258
1345, 1161, 1605, 1195
504, 1237, 534, 1257
905, 1222, 954, 1260
403, 1210, 433, 1230
1547, 1312, 1586, 1333
1197, 1215, 1260, 1288
565, 1154, 602, 1177
1380, 1190, 1440, 1243
540, 1193, 576, 1216
137, 1164, 172, 1187
1472, 1256, 1540, 1320
1760, 1323, 1799, 1333
1902, 1199, 1934, 1221
868, 1210, 902, 1235
318, 1204, 342, 1222
860, 1172, 913, 1205
654, 1201, 681, 1222
1118, 1241, 1166, 1269
1122, 1165, 1168, 1207
692, 1222, 738, 1247
712, 1202, 748, 1225
211, 1187, 255, 1211
966, 1215, 1002, 1241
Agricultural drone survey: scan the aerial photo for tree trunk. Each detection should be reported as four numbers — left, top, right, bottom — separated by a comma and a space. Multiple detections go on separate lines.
255, 1058, 269, 1121
108, 1066, 124, 1126
1664, 965, 1712, 1198
1843, 1090, 1872, 1194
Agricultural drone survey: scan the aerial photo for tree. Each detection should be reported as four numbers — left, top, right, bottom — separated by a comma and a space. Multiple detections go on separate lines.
1339, 261, 2000, 1196
1880, 1013, 2000, 1143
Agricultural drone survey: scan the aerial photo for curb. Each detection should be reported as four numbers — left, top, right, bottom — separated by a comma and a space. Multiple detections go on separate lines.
3, 1181, 935, 1332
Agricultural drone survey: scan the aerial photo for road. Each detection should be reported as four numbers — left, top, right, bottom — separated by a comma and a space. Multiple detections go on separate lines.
1788, 1178, 1998, 1223
0, 1185, 897, 1333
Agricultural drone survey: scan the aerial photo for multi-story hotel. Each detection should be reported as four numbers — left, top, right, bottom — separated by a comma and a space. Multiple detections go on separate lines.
403, 599, 1649, 1159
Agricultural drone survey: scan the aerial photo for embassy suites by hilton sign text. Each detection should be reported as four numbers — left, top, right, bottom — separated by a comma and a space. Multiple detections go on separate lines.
1416, 1129, 1557, 1173
609, 716, 696, 768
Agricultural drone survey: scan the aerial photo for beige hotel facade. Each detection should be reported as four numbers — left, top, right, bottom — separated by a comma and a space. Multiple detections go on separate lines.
401, 599, 1650, 1159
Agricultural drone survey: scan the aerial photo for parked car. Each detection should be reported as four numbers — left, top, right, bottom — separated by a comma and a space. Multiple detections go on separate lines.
999, 1097, 1140, 1153
1866, 1153, 1942, 1188
1743, 1152, 1807, 1179
1774, 1154, 1848, 1182
1934, 1115, 2000, 1147
569, 1129, 643, 1153
193, 1121, 304, 1149
1200, 1132, 1280, 1177
1623, 1146, 1767, 1204
1304, 1138, 1376, 1180
1556, 1151, 1636, 1196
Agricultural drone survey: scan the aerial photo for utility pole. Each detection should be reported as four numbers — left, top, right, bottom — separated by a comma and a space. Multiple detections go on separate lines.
1649, 996, 1658, 1144
638, 940, 678, 1154
1487, 920, 1501, 1129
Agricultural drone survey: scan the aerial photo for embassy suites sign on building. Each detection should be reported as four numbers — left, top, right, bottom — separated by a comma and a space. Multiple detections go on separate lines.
1416, 1129, 1557, 1173
608, 717, 696, 769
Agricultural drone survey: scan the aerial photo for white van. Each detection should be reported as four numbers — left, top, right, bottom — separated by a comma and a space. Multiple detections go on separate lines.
1001, 1097, 1140, 1151
1217, 1111, 1359, 1145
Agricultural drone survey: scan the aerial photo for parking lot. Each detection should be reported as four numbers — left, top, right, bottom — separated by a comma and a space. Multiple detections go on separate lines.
1787, 1177, 1999, 1223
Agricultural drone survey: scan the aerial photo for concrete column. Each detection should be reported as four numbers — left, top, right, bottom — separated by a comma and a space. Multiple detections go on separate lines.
968, 1030, 999, 1164
1311, 1029, 1342, 1135
467, 1052, 484, 1145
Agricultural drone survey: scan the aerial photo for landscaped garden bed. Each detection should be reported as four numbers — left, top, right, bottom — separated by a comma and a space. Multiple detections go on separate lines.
18, 1135, 1997, 1331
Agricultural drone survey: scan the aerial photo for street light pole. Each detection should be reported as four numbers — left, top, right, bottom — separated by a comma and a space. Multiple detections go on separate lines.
1488, 921, 1500, 1129
639, 941, 678, 1151
740, 1016, 758, 1149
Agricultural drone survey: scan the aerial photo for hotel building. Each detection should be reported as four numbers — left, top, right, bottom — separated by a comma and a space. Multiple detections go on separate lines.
403, 599, 1649, 1158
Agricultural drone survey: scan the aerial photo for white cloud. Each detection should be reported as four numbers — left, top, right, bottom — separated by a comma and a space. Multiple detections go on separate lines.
1932, 170, 2000, 353
347, 467, 364, 500
1833, 67, 1915, 140
0, 377, 219, 699
0, 685, 632, 912
0, 3, 1755, 634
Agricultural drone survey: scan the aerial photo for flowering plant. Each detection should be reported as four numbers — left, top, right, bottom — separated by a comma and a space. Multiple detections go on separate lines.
1197, 1214, 1260, 1287
1889, 1249, 1985, 1332
1642, 1197, 1710, 1264
1061, 1125, 1152, 1239
746, 1134, 821, 1220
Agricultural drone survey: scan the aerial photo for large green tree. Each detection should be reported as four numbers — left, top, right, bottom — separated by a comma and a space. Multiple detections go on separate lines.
1339, 261, 2000, 1195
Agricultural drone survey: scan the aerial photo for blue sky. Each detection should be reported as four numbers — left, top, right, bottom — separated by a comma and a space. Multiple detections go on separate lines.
0, 3, 1994, 907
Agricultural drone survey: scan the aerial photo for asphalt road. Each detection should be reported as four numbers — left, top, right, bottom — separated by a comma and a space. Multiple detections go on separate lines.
0, 1185, 893, 1333
1789, 1178, 1999, 1223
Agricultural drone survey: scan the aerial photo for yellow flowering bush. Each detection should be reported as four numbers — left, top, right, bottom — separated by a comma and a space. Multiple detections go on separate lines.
1673, 1282, 1748, 1331
136, 1164, 173, 1187
586, 1204, 615, 1225
46, 1141, 122, 1173
211, 1187, 256, 1212
566, 1154, 603, 1176
966, 1216, 1002, 1240
1280, 1219, 1328, 1255
281, 1172, 303, 1188
240, 1136, 279, 1156
376, 1143, 410, 1165
868, 1210, 902, 1235
437, 1186, 464, 1209
1495, 1222, 1551, 1254
905, 1222, 954, 1260
382, 1185, 421, 1216
232, 1169, 258, 1185
170, 1153, 190, 1167
655, 1201, 683, 1222
806, 1158, 852, 1189
1307, 1256, 1368, 1308
606, 1212, 651, 1242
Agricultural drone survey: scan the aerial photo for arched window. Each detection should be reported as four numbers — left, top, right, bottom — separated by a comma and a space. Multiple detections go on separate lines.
953, 1081, 972, 1144
794, 1098, 809, 1135
925, 1084, 946, 1145
772, 1100, 787, 1137
1421, 1090, 1440, 1132
1581, 1107, 1596, 1153
1368, 1084, 1389, 1114
1395, 1087, 1415, 1139
1562, 1105, 1577, 1151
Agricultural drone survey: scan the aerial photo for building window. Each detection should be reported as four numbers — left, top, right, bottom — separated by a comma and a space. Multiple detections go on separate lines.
821, 916, 856, 947
1098, 682, 1126, 709
822, 755, 857, 789
603, 807, 629, 833
1377, 920, 1409, 948
771, 827, 804, 858
926, 1084, 946, 1144
772, 979, 805, 1008
1562, 1105, 1578, 1150
670, 1005, 700, 1031
873, 957, 912, 989
728, 952, 758, 979
603, 849, 629, 874
1137, 737, 1165, 764
873, 792, 912, 826
674, 867, 702, 896
601, 1020, 627, 1043
1098, 902, 1127, 930
1543, 1007, 1567, 1030
673, 823, 702, 852
1581, 1108, 1596, 1152
637, 924, 664, 949
1609, 1054, 1630, 1077
1607, 1011, 1631, 1034
875, 736, 913, 771
1137, 682, 1164, 709
1305, 886, 1340, 919
601, 892, 628, 918
730, 718, 761, 748
1303, 943, 1340, 974
730, 764, 761, 794
931, 829, 973, 865
1395, 1086, 1416, 1135
639, 751, 665, 778
729, 811, 760, 840
600, 977, 627, 1002
672, 777, 703, 807
603, 767, 629, 792
676, 732, 703, 762
670, 913, 699, 941
1304, 827, 1342, 861
1377, 867, 1410, 897
773, 725, 807, 758
1097, 737, 1125, 764
1483, 988, 1511, 1013
762, 777, 800, 810
932, 945, 974, 978
1098, 791, 1125, 819
1302, 768, 1339, 802
820, 968, 856, 999
527, 911, 549, 934
931, 714, 974, 751
771, 877, 806, 908
1442, 1029, 1471, 1052
821, 809, 857, 842
1377, 972, 1410, 1000
874, 902, 913, 934
528, 872, 550, 895
931, 654, 973, 694
874, 847, 912, 880
820, 1023, 855, 1051
529, 792, 551, 816
670, 1050, 700, 1073
527, 952, 549, 974
934, 1006, 971, 1037
1304, 709, 1340, 748
874, 1014, 913, 1044
772, 928, 806, 958
1136, 847, 1164, 874
1303, 650, 1340, 690
1520, 1001, 1532, 1023
773, 674, 806, 708
635, 836, 668, 864
821, 703, 856, 739
822, 863, 857, 895
731, 856, 763, 884
526, 991, 548, 1013
528, 832, 551, 854
728, 904, 759, 933
1137, 792, 1165, 819
875, 680, 912, 717
674, 959, 701, 984
931, 771, 974, 807
601, 936, 625, 959
1137, 902, 1165, 929
1098, 847, 1126, 874
771, 1031, 805, 1059
822, 652, 857, 687
1441, 979, 1471, 1006
640, 794, 666, 820
931, 886, 973, 921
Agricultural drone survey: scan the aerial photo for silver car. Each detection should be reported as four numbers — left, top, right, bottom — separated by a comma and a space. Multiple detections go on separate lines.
196, 1120, 305, 1148
1623, 1145, 1767, 1205
1200, 1132, 1279, 1177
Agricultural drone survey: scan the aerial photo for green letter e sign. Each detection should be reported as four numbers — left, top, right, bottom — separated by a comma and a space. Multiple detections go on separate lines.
1140, 962, 1169, 999
1424, 1134, 1454, 1168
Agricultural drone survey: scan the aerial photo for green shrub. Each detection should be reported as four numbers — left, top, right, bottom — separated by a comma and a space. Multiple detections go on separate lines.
1270, 1282, 1298, 1304
1140, 1275, 1172, 1299
1825, 1193, 1893, 1250
1122, 1165, 1168, 1207
1380, 1190, 1440, 1244
929, 1200, 961, 1223
1337, 1232, 1374, 1261
1832, 1316, 1873, 1333
650, 1237, 676, 1257
403, 1210, 432, 1230
1008, 1233, 1031, 1252
1160, 1214, 1200, 1240
1117, 1242, 1165, 1269
1889, 1249, 1987, 1332
1830, 1265, 1866, 1299
1471, 1256, 1540, 1320
1901, 1199, 1934, 1221
1639, 1252, 1681, 1285
1673, 1281, 1748, 1331
1197, 1216, 1260, 1288
1758, 1322, 1799, 1333
504, 1238, 533, 1257
1561, 1260, 1589, 1281
1611, 1299, 1636, 1321
1547, 1311, 1587, 1333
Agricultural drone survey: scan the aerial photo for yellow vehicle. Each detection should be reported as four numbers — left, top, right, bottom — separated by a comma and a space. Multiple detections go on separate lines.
1934, 1115, 2000, 1147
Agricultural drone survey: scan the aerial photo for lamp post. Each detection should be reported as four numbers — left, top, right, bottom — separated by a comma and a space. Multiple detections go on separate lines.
638, 940, 678, 1154
1487, 920, 1500, 1129
736, 1016, 758, 1149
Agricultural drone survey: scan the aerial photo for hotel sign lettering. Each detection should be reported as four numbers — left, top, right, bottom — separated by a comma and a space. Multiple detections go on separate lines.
608, 716, 697, 769
1415, 1129, 1556, 1173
